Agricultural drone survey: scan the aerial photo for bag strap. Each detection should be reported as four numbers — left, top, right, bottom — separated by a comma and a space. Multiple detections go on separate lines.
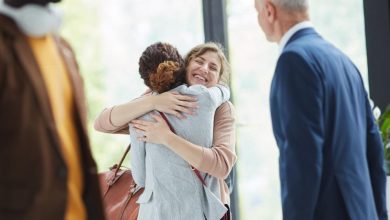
191, 166, 207, 186
158, 112, 207, 186
113, 143, 131, 176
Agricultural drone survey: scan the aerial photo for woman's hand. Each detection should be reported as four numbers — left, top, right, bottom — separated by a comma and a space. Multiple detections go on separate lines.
152, 91, 198, 119
131, 114, 173, 145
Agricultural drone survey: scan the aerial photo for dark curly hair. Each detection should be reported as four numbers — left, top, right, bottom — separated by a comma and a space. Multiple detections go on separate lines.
138, 42, 186, 93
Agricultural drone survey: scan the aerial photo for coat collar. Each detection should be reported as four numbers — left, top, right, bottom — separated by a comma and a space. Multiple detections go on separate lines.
284, 27, 319, 50
278, 21, 313, 54
1, 15, 89, 159
2, 15, 58, 129
0, 1, 61, 37
0, 14, 22, 37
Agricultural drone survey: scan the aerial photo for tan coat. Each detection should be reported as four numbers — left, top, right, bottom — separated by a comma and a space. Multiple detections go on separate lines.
0, 15, 105, 220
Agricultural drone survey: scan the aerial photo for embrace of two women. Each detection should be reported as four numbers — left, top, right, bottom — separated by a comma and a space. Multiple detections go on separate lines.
94, 42, 237, 220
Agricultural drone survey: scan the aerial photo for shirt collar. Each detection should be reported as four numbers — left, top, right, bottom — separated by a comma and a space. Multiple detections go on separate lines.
278, 21, 313, 54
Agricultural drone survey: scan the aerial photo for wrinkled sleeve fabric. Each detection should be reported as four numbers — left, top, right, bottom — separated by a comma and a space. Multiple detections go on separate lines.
207, 84, 230, 107
94, 106, 130, 134
197, 102, 237, 179
93, 92, 151, 134
179, 84, 235, 179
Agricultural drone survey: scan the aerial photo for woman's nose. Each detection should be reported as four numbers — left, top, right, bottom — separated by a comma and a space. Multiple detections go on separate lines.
199, 63, 209, 74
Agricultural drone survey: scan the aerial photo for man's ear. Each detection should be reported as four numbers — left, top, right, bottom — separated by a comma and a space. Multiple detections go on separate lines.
265, 1, 277, 23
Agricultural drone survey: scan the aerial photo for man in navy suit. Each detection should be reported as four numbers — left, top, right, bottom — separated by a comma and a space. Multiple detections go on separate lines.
254, 0, 388, 219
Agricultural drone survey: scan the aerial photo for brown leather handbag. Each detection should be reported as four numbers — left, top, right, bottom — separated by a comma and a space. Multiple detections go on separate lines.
98, 144, 144, 220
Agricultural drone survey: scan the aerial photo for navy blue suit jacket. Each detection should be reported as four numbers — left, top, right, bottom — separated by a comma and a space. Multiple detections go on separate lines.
270, 28, 388, 220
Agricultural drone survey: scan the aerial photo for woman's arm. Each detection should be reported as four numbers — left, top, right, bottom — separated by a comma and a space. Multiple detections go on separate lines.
94, 91, 198, 134
198, 102, 237, 178
132, 101, 237, 179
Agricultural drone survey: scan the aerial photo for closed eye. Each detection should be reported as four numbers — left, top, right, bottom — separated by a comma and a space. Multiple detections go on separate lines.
210, 64, 218, 72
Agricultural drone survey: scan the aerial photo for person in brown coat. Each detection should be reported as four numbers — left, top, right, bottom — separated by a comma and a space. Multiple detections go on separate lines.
0, 0, 105, 219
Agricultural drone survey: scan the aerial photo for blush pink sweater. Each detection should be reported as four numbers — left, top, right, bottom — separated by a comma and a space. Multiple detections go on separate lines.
94, 101, 237, 205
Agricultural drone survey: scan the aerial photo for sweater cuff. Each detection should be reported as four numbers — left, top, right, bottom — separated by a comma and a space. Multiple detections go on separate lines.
197, 148, 215, 172
94, 106, 121, 131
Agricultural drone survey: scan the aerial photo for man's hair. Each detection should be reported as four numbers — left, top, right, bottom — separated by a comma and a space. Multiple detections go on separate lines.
274, 0, 308, 11
258, 0, 308, 11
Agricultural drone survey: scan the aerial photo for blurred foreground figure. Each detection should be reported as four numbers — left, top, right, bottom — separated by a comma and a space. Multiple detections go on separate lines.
0, 0, 105, 219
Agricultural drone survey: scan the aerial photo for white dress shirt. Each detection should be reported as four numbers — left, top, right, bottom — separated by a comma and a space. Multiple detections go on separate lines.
278, 21, 314, 54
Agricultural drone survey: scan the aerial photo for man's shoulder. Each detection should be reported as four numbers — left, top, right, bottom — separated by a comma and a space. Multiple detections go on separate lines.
284, 35, 351, 71
281, 38, 331, 69
284, 41, 318, 57
284, 33, 337, 59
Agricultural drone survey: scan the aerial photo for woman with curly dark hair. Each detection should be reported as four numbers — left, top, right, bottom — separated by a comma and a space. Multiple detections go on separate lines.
137, 42, 186, 94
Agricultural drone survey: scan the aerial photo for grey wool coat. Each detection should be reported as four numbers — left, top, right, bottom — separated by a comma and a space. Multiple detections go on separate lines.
129, 84, 230, 220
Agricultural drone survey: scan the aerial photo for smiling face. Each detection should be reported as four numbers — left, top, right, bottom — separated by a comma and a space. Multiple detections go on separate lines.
186, 51, 221, 87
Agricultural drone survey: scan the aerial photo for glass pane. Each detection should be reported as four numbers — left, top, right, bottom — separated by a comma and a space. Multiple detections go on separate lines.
59, 0, 204, 170
310, 0, 368, 88
228, 1, 281, 219
227, 0, 367, 219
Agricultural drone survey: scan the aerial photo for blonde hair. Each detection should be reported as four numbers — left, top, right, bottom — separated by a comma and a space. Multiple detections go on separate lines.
184, 42, 230, 84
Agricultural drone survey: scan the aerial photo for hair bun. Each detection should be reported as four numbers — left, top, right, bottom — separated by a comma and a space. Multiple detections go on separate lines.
157, 61, 180, 75
149, 61, 180, 93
